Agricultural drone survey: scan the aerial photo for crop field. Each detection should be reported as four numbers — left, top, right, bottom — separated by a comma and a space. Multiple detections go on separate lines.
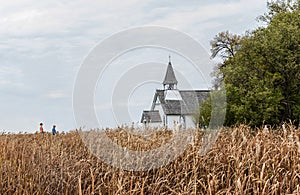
0, 125, 300, 194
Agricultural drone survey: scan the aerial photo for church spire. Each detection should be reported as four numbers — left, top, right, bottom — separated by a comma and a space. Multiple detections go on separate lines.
163, 55, 178, 89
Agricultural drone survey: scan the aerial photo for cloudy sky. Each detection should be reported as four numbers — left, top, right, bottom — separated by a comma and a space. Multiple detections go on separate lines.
0, 0, 268, 132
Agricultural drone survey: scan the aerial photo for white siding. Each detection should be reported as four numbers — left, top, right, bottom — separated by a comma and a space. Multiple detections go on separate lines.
166, 115, 181, 129
165, 90, 182, 100
152, 100, 197, 129
185, 116, 196, 128
154, 104, 165, 126
146, 122, 162, 128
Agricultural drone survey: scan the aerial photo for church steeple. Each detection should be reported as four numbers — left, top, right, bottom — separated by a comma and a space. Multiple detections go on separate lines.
163, 55, 178, 90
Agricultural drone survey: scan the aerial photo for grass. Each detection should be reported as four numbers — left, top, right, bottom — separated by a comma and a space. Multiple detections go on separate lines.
0, 124, 299, 194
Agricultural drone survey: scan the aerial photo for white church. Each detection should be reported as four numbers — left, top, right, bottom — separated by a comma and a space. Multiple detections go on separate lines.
140, 58, 210, 129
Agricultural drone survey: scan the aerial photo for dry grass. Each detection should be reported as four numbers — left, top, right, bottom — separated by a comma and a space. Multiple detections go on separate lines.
0, 125, 300, 194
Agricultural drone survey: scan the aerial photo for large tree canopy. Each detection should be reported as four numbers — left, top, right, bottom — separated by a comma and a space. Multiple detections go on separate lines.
200, 0, 300, 127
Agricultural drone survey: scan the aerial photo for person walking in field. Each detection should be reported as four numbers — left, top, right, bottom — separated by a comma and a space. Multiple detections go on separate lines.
52, 125, 57, 135
40, 123, 44, 133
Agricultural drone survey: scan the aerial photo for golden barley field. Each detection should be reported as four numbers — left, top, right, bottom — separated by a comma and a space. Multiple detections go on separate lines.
0, 125, 300, 194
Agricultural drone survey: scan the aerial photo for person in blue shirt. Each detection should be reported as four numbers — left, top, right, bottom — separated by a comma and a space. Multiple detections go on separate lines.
52, 125, 57, 135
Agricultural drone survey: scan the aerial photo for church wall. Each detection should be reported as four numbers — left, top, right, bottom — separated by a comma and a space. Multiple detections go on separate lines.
144, 122, 163, 129
166, 115, 181, 129
154, 104, 165, 125
151, 103, 197, 129
185, 116, 197, 129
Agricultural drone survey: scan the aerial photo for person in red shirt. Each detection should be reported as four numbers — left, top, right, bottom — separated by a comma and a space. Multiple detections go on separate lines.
40, 123, 44, 133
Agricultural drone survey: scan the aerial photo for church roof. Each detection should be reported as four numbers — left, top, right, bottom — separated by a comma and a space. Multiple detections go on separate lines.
162, 62, 178, 85
140, 110, 162, 123
152, 90, 210, 115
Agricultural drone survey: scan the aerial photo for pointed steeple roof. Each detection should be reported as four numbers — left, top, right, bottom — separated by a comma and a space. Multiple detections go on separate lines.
163, 56, 178, 85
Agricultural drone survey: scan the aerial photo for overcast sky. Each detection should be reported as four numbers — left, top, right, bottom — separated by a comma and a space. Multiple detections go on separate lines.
0, 0, 268, 133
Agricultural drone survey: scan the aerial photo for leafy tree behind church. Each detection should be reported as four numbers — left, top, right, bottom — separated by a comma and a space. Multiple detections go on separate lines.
199, 0, 300, 127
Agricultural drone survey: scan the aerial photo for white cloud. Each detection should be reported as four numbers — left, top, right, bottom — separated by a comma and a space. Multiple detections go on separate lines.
0, 66, 24, 88
45, 90, 68, 99
0, 80, 11, 85
0, 66, 22, 75
0, 0, 267, 56
0, 0, 268, 38
0, 0, 156, 60
95, 103, 112, 111
0, 0, 153, 37
149, 0, 266, 30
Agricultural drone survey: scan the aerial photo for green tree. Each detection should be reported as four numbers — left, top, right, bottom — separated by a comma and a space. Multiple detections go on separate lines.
200, 0, 300, 126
